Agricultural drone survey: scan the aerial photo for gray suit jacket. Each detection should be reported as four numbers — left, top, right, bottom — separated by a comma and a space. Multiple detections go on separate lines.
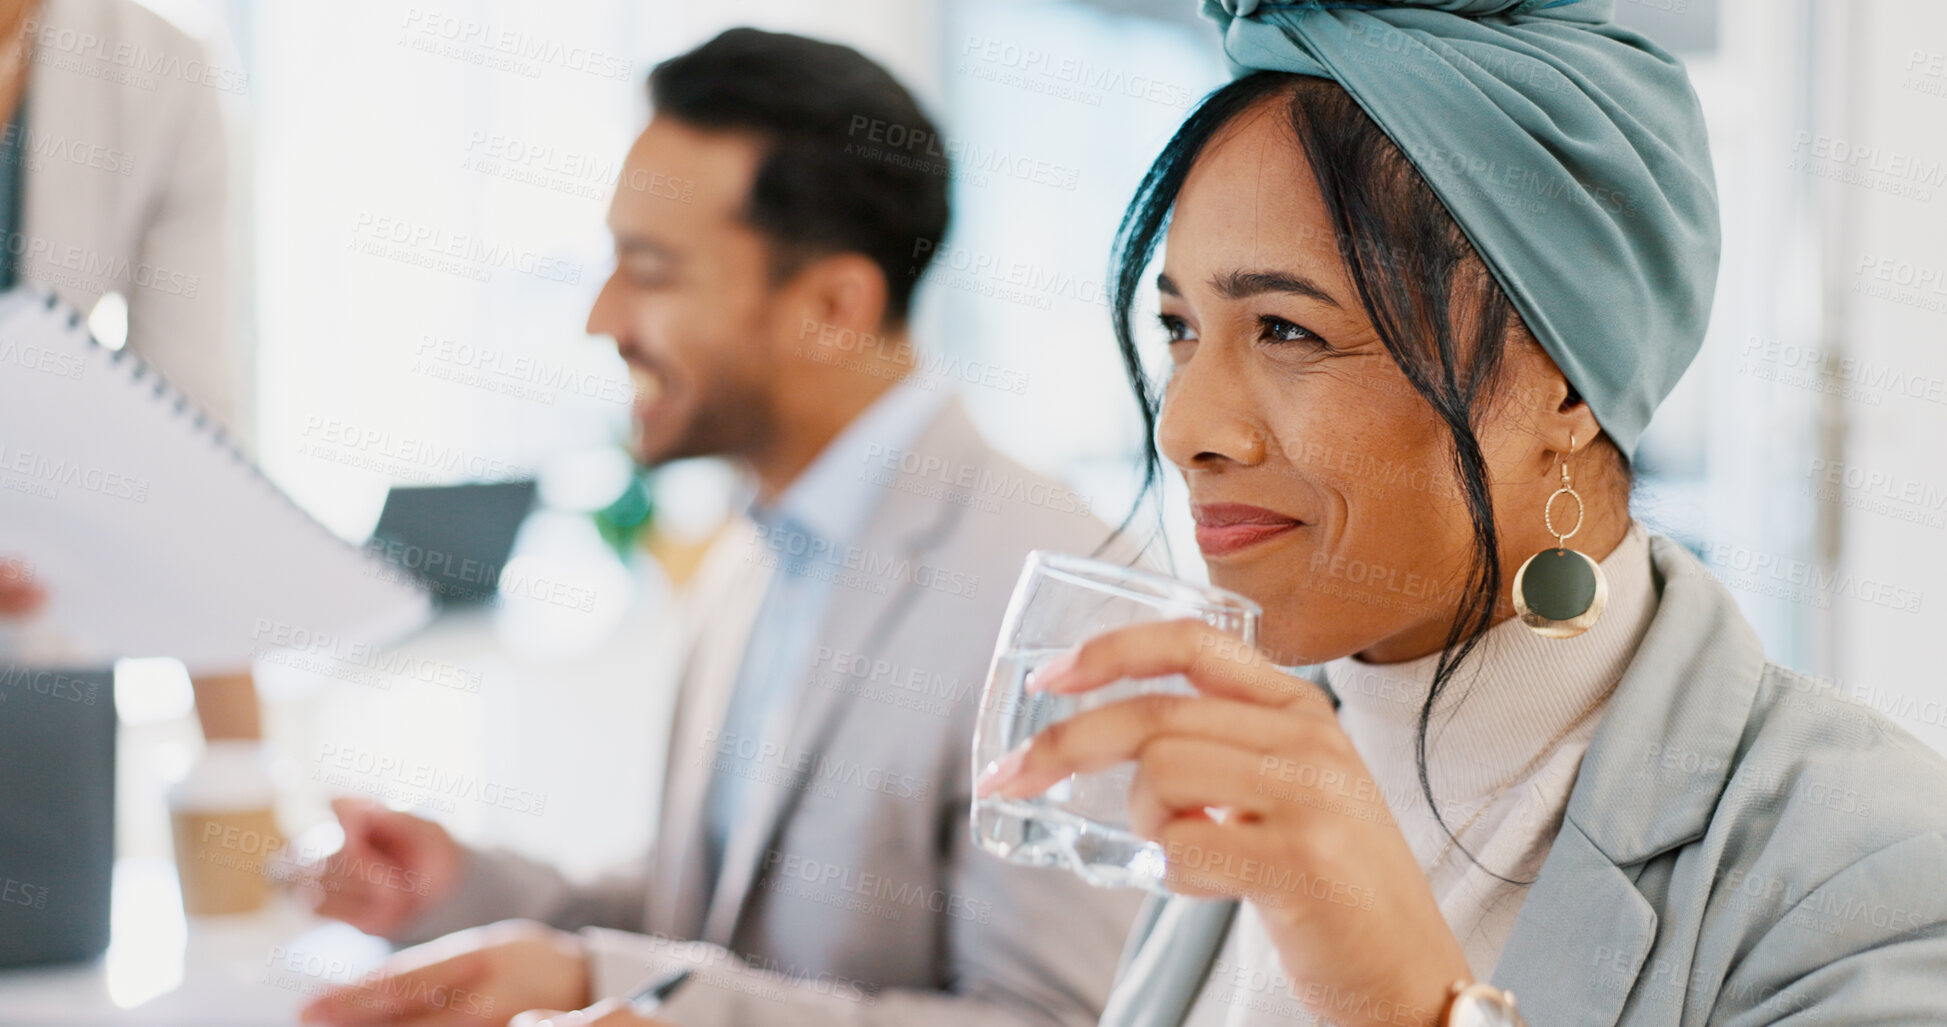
1101, 534, 1947, 1026
394, 396, 1144, 1025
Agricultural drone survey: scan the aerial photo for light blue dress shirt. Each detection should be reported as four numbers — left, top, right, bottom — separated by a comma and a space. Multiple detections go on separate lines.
700, 380, 948, 891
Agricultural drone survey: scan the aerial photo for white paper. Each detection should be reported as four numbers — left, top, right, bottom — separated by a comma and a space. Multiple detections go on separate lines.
0, 287, 431, 672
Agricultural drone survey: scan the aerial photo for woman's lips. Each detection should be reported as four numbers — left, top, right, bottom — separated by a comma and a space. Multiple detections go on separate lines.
1192, 503, 1304, 558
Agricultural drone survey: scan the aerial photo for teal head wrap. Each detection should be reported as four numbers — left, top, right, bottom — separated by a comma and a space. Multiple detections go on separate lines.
1201, 0, 1719, 457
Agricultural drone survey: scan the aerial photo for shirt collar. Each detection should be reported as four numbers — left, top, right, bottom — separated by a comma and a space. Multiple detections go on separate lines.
746, 378, 947, 547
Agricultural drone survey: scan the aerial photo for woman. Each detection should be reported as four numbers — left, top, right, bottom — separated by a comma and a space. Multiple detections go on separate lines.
973, 2, 1947, 1026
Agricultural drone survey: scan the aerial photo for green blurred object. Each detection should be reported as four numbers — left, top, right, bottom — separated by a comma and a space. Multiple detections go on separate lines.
594, 468, 655, 557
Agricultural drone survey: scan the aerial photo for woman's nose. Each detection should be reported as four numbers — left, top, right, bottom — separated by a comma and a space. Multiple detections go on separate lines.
1157, 349, 1267, 472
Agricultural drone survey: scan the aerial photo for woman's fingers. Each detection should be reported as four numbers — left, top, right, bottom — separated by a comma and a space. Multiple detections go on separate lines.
978, 692, 1316, 800
1026, 618, 1329, 713
1124, 736, 1277, 838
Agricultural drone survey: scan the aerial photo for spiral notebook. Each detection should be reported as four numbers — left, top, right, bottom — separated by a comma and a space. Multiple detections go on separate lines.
0, 287, 432, 672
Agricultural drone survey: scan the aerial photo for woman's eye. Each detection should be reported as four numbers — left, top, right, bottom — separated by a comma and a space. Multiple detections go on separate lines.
1158, 314, 1197, 343
1258, 315, 1319, 345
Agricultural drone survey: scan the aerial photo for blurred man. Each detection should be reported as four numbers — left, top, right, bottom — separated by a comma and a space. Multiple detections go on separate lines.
300, 28, 1139, 1027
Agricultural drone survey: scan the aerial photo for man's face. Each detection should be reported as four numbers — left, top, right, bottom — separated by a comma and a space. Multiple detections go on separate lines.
586, 116, 781, 466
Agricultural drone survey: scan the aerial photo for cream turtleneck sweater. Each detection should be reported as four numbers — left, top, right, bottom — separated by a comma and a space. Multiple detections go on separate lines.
1184, 519, 1659, 1026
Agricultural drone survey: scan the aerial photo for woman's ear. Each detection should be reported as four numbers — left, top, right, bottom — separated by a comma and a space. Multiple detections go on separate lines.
1497, 336, 1603, 471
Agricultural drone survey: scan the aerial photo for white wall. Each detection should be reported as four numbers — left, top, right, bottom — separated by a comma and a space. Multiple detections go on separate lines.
1821, 0, 1947, 753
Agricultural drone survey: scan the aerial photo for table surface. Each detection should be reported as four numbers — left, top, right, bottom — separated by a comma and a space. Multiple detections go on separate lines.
0, 856, 392, 1025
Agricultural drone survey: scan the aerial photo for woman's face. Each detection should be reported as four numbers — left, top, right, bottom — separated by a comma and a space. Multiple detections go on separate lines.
1156, 101, 1563, 666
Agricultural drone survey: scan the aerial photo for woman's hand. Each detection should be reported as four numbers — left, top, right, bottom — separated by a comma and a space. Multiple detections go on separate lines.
977, 618, 1471, 1027
0, 555, 46, 619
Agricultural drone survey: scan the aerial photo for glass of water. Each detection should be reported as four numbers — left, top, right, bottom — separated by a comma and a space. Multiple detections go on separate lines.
971, 551, 1260, 893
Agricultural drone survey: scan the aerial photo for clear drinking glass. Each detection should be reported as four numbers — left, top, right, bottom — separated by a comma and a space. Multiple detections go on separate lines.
971, 551, 1260, 892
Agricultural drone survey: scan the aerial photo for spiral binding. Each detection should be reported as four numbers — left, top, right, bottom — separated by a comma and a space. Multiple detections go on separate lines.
19, 285, 414, 586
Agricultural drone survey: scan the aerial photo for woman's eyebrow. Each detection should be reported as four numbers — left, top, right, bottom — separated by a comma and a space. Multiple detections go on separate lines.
1210, 269, 1340, 307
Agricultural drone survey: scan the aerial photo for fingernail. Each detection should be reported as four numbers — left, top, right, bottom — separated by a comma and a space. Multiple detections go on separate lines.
976, 747, 1028, 798
1024, 649, 1078, 693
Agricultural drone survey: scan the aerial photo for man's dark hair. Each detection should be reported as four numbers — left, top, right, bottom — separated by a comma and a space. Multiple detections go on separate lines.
649, 28, 950, 326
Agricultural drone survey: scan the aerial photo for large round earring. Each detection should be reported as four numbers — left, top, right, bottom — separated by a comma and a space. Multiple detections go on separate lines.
1511, 433, 1607, 639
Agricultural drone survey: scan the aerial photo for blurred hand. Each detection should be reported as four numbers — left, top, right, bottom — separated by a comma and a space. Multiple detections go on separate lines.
304, 797, 464, 936
0, 556, 45, 619
300, 920, 588, 1027
509, 1000, 675, 1027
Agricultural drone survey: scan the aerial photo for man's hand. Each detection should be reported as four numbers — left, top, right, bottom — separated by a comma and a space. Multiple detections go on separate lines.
304, 797, 465, 937
300, 920, 589, 1026
509, 1000, 676, 1027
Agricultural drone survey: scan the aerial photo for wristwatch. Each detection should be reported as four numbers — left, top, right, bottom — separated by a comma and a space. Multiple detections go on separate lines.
1442, 980, 1528, 1027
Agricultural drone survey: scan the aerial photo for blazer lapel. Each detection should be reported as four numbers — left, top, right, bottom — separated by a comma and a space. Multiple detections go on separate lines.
1099, 897, 1239, 1027
1492, 535, 1768, 1023
698, 401, 982, 947
1491, 821, 1658, 1026
648, 518, 775, 941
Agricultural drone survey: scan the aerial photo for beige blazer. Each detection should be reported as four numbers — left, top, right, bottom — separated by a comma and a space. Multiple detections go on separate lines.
21, 0, 243, 430
395, 396, 1145, 1026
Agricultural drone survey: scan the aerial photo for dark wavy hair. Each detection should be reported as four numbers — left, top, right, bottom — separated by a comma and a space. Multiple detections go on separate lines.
649, 28, 950, 326
1109, 71, 1624, 878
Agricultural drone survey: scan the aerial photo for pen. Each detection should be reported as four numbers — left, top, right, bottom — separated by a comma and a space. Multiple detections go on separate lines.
625, 966, 694, 1015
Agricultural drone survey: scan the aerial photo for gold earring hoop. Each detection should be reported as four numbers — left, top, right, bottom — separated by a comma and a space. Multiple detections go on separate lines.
1510, 432, 1607, 639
